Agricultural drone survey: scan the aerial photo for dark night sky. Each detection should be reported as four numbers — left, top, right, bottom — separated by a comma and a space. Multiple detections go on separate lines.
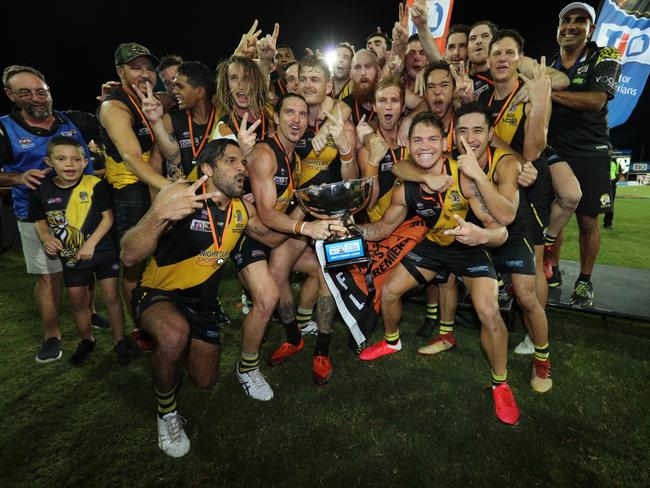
1, 0, 647, 158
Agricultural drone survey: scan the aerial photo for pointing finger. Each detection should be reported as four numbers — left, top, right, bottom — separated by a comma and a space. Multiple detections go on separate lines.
146, 81, 153, 99
272, 22, 280, 41
189, 174, 209, 193
131, 84, 146, 101
460, 136, 473, 155
452, 213, 467, 227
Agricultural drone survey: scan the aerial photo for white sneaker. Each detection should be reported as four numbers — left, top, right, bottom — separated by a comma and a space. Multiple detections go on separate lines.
514, 334, 534, 355
299, 320, 319, 336
157, 411, 191, 458
236, 367, 274, 401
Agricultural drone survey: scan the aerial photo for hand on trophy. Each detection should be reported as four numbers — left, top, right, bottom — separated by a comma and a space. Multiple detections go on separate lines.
301, 219, 347, 241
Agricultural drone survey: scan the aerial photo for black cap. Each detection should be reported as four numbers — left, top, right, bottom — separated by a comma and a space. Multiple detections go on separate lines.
114, 43, 159, 66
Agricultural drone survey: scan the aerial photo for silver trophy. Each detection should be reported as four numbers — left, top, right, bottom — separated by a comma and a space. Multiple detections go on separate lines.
294, 177, 373, 270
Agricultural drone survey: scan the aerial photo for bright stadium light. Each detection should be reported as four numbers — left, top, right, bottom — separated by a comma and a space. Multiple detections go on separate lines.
325, 48, 337, 71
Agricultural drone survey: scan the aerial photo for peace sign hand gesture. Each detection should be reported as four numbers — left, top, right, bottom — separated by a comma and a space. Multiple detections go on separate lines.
152, 175, 217, 222
450, 61, 474, 104
132, 81, 164, 124
519, 56, 551, 108
411, 0, 429, 29
356, 114, 374, 146
237, 112, 262, 156
234, 19, 262, 58
392, 3, 410, 48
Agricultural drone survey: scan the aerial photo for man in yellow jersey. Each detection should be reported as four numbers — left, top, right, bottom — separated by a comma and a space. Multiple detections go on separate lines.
357, 112, 521, 425
237, 93, 345, 387
120, 139, 298, 457
99, 43, 170, 350
332, 42, 354, 100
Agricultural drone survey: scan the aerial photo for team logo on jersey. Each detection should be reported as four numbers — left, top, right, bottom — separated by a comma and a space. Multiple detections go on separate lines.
449, 191, 461, 205
18, 138, 34, 148
235, 210, 244, 224
190, 219, 212, 232
46, 197, 63, 204
79, 192, 89, 202
381, 161, 393, 172
577, 65, 589, 75
600, 193, 611, 207
138, 127, 151, 136
45, 210, 83, 265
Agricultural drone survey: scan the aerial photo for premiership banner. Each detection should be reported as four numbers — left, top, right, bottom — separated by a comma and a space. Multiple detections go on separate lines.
594, 0, 650, 127
407, 0, 455, 54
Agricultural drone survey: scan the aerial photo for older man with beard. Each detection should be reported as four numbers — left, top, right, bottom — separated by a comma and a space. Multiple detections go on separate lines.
342, 49, 380, 126
1, 65, 98, 362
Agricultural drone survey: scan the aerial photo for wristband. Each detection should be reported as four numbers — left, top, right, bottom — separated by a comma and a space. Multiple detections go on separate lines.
299, 222, 307, 235
341, 151, 354, 164
292, 220, 303, 234
339, 144, 352, 156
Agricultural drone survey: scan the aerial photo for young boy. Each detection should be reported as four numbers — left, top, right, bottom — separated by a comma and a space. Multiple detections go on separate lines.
29, 136, 132, 365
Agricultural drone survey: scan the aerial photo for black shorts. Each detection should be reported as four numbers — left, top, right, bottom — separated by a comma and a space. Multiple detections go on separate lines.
63, 259, 120, 288
132, 286, 221, 345
526, 155, 554, 245
564, 152, 611, 216
401, 240, 497, 286
112, 182, 151, 239
231, 235, 270, 272
491, 236, 536, 276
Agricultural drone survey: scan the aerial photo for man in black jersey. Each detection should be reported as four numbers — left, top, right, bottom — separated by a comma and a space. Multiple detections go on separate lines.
445, 24, 471, 71
99, 43, 169, 350
272, 45, 296, 98
121, 139, 295, 457
332, 42, 354, 100
358, 112, 520, 425
239, 93, 345, 388
136, 61, 217, 182
343, 49, 380, 126
366, 32, 391, 69
546, 2, 621, 307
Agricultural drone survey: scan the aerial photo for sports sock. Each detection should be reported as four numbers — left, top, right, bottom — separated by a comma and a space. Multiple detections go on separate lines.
533, 343, 550, 362
283, 319, 301, 346
238, 352, 259, 373
156, 384, 178, 419
491, 370, 508, 387
297, 307, 313, 327
439, 320, 454, 336
314, 331, 332, 356
384, 330, 400, 346
577, 273, 591, 283
426, 303, 438, 322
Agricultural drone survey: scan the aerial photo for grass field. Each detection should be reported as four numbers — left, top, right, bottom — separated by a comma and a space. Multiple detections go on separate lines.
1, 188, 649, 487
557, 184, 650, 270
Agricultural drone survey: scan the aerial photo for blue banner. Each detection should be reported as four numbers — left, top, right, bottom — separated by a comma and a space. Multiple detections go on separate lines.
594, 0, 650, 127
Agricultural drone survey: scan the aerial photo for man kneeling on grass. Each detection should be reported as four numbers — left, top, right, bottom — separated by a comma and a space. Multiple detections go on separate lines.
120, 139, 293, 457
30, 136, 132, 366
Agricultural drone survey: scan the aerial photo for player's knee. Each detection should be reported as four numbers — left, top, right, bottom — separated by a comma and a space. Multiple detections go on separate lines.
252, 287, 279, 316
101, 288, 121, 308
475, 304, 501, 330
576, 214, 598, 232
559, 185, 582, 211
38, 272, 61, 289
381, 283, 400, 304
514, 286, 541, 313
156, 324, 189, 358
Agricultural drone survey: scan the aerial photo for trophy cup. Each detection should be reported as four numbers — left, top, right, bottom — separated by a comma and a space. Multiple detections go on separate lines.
293, 177, 374, 270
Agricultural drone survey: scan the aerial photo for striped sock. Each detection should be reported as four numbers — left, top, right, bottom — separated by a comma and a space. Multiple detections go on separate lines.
155, 384, 178, 419
439, 320, 454, 335
534, 343, 550, 362
297, 307, 313, 327
238, 352, 259, 373
491, 370, 508, 387
426, 303, 439, 322
385, 330, 400, 346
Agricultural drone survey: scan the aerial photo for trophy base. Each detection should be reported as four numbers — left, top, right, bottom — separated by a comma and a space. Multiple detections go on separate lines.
322, 236, 370, 271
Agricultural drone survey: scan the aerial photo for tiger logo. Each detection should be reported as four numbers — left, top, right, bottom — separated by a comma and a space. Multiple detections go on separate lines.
46, 210, 84, 264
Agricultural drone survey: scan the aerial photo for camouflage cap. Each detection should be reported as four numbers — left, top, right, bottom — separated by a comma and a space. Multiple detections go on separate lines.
114, 43, 159, 66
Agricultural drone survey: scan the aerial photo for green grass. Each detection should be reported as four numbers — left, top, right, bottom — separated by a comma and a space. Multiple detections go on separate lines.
1, 195, 649, 487
558, 185, 650, 269
2, 255, 650, 486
